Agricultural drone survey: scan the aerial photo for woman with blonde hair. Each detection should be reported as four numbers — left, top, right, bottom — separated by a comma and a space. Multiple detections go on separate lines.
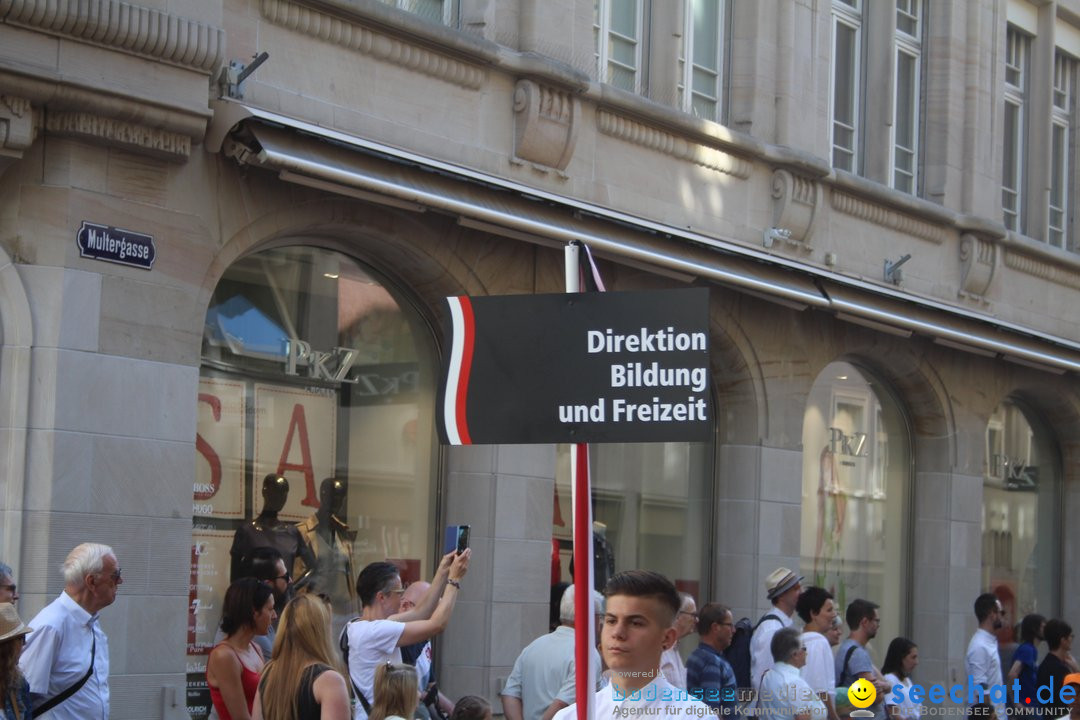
253, 594, 350, 720
368, 663, 418, 720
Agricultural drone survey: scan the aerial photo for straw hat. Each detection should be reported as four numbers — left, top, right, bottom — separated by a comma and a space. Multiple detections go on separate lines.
765, 567, 804, 600
0, 602, 31, 643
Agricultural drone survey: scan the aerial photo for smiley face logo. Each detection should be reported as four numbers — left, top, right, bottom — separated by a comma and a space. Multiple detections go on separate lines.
848, 678, 877, 709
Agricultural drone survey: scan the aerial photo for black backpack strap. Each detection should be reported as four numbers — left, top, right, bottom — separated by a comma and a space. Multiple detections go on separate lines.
34, 632, 95, 716
340, 618, 372, 714
841, 645, 858, 685
753, 613, 783, 631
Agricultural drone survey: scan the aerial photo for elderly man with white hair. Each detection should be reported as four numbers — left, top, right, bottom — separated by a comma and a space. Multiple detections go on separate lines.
19, 542, 122, 720
0, 562, 17, 605
501, 584, 604, 720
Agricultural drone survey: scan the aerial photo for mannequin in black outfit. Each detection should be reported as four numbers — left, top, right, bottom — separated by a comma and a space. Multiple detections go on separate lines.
230, 474, 316, 582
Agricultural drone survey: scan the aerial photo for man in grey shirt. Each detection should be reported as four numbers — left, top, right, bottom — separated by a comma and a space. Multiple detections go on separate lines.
835, 599, 889, 720
501, 585, 603, 720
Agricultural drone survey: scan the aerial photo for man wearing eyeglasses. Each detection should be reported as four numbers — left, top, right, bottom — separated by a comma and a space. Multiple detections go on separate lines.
0, 562, 18, 606
660, 592, 698, 688
686, 603, 738, 715
757, 627, 827, 720
250, 546, 292, 653
19, 542, 122, 720
342, 552, 470, 720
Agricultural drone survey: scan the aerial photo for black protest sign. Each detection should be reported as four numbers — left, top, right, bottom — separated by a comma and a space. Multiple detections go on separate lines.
438, 288, 711, 444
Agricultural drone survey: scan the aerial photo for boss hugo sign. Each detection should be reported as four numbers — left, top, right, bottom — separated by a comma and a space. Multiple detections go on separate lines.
438, 288, 712, 445
76, 221, 156, 269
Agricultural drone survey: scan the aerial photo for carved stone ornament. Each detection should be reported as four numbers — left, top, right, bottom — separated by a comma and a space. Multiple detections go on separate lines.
0, 96, 38, 171
770, 168, 819, 249
45, 110, 191, 160
958, 232, 998, 301
512, 79, 579, 171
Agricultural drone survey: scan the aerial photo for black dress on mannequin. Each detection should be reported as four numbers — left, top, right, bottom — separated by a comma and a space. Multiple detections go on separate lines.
230, 474, 316, 582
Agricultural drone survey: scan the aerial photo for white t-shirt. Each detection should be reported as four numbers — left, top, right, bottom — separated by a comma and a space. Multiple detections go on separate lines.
883, 674, 922, 720
342, 619, 406, 720
801, 631, 835, 694
750, 610, 792, 689
660, 646, 687, 689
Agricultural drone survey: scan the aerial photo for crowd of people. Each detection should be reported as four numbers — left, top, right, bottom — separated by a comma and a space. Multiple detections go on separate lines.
0, 550, 1078, 720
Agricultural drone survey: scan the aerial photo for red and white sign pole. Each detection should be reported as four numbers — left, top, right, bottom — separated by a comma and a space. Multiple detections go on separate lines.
566, 242, 596, 720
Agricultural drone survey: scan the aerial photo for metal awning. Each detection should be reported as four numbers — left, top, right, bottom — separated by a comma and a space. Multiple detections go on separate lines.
212, 101, 1080, 375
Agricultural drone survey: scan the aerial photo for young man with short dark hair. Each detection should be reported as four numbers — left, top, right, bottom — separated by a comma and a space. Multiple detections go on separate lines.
1039, 619, 1079, 717
836, 598, 889, 720
342, 551, 470, 720
553, 570, 709, 720
965, 593, 1006, 720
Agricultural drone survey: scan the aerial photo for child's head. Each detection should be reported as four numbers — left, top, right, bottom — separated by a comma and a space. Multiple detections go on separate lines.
372, 662, 419, 720
451, 695, 492, 720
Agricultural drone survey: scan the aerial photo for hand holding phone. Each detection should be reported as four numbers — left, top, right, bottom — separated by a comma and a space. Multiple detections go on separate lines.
443, 524, 470, 555
449, 547, 471, 580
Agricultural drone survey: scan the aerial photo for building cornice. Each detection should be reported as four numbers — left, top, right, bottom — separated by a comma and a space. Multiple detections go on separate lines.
0, 0, 224, 73
259, 0, 486, 89
236, 0, 1080, 302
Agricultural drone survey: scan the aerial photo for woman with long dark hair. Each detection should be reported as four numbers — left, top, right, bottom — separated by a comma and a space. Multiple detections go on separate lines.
252, 594, 351, 720
0, 603, 31, 720
881, 637, 921, 720
208, 578, 276, 720
1007, 614, 1046, 708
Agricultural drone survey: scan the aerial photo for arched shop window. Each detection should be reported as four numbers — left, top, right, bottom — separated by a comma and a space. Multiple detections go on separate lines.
800, 361, 911, 663
188, 246, 437, 720
983, 400, 1061, 627
552, 441, 713, 649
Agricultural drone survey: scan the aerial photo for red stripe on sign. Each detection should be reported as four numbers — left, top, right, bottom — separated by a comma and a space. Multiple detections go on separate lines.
455, 296, 475, 445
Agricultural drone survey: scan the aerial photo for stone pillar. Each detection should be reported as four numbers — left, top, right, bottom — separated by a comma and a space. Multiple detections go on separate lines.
861, 0, 895, 185
441, 443, 556, 707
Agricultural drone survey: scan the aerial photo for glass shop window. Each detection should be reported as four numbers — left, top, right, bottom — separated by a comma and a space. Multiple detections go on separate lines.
982, 400, 1060, 631
552, 440, 713, 654
188, 245, 437, 719
800, 361, 911, 665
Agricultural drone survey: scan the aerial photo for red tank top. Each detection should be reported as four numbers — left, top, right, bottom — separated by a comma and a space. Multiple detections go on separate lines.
208, 642, 262, 720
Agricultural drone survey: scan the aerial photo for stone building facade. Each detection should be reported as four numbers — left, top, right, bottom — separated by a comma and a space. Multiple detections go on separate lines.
1, 0, 1079, 717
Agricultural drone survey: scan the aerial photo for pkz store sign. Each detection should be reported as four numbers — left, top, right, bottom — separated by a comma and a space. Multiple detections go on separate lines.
76, 222, 156, 269
438, 288, 712, 445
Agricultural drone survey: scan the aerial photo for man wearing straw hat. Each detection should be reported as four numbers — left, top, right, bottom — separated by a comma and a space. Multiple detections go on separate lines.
749, 567, 803, 692
1, 602, 33, 719
19, 543, 122, 719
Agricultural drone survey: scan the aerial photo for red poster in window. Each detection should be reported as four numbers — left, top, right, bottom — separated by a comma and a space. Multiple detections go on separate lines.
194, 378, 246, 518
253, 384, 337, 522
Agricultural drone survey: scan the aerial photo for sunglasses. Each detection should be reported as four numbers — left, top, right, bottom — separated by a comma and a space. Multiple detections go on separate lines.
0, 584, 15, 594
